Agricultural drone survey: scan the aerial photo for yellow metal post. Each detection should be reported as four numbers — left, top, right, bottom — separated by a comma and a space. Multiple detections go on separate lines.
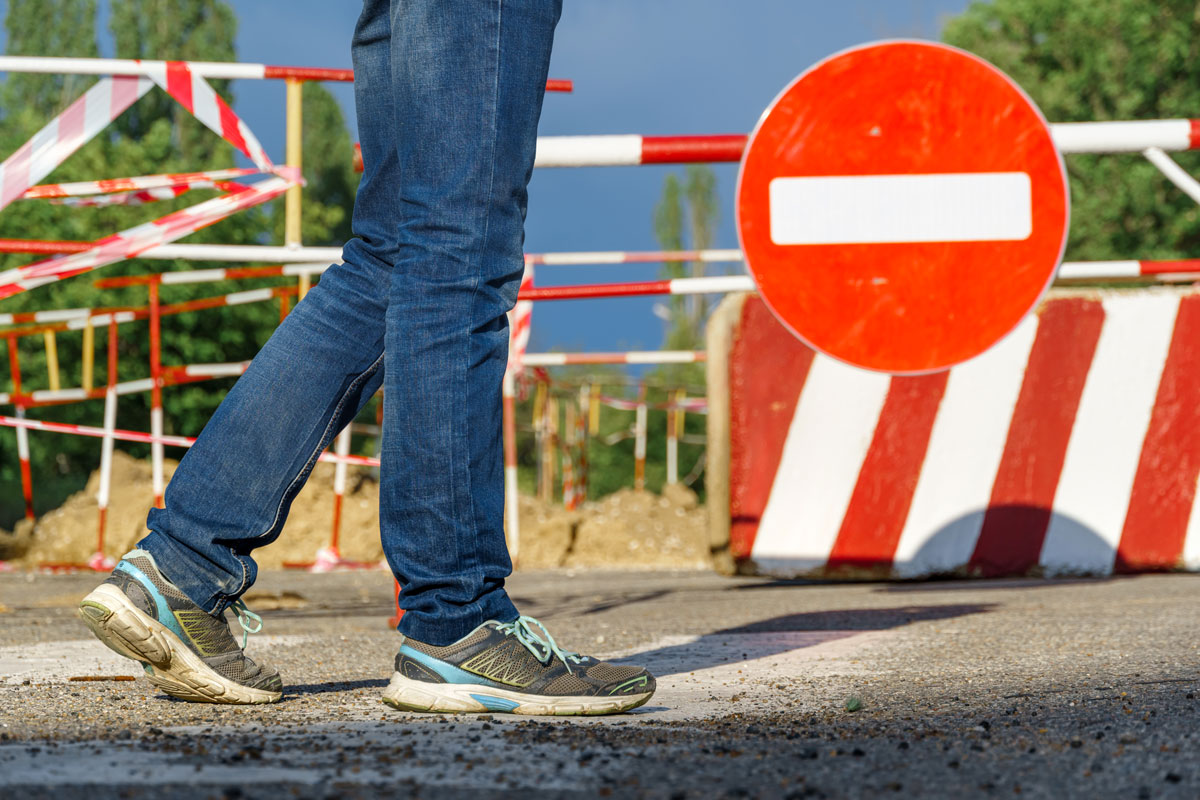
81, 324, 94, 392
43, 331, 60, 391
284, 77, 307, 300
588, 383, 601, 434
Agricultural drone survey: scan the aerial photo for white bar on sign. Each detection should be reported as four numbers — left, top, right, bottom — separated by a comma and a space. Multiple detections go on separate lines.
768, 172, 1033, 245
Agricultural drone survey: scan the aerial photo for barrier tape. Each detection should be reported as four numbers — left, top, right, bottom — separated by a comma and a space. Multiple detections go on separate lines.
0, 75, 154, 213
507, 265, 533, 375
147, 61, 273, 172
0, 62, 297, 298
23, 167, 260, 200
0, 414, 379, 467
0, 175, 293, 299
49, 180, 244, 208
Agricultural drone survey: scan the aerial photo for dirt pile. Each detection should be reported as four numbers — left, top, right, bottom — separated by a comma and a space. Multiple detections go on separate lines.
516, 487, 711, 569
3, 453, 711, 571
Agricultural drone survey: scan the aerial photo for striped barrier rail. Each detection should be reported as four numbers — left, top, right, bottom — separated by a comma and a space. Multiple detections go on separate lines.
2, 237, 1199, 287
708, 289, 1200, 578
0, 55, 571, 92
0, 286, 295, 338
350, 120, 1200, 173
0, 413, 380, 468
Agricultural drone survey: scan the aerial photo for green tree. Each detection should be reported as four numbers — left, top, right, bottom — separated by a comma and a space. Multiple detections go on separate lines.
652, 164, 718, 386
1, 0, 98, 119
943, 0, 1200, 261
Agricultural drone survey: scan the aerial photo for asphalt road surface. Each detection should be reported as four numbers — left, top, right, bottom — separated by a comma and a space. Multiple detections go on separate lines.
1, 568, 1197, 798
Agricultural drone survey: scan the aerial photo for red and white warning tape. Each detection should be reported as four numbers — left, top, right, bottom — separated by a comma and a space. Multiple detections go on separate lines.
0, 55, 571, 92
144, 61, 273, 171
0, 75, 153, 212
0, 175, 293, 299
47, 181, 243, 208
507, 266, 534, 374
0, 414, 379, 467
0, 59, 296, 298
23, 167, 259, 200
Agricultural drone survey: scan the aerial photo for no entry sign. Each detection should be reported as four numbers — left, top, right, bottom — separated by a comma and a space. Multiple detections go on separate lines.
736, 41, 1069, 374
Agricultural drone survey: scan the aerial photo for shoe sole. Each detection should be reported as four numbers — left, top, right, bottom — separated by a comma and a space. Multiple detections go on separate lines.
380, 672, 653, 716
77, 584, 281, 705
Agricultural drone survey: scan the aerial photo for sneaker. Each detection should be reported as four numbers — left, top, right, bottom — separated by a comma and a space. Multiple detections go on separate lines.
77, 548, 282, 704
382, 616, 655, 716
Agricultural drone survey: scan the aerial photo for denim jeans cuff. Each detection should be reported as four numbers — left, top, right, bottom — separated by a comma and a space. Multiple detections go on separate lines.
396, 593, 520, 645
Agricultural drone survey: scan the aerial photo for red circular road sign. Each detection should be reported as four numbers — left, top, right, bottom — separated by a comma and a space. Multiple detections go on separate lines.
736, 41, 1069, 374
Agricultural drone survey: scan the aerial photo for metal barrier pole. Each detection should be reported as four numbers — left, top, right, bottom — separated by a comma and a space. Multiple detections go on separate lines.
284, 77, 308, 301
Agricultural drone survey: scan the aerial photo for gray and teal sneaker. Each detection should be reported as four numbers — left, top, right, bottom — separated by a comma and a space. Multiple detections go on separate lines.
77, 548, 282, 704
382, 616, 655, 716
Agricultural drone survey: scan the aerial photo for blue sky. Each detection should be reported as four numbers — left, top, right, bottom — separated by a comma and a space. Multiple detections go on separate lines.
1, 0, 976, 355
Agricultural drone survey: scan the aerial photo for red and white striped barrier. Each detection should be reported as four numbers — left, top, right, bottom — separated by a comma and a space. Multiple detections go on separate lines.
527, 122, 1200, 168
0, 58, 298, 299
1057, 259, 1200, 281
502, 266, 534, 557
0, 75, 153, 212
716, 291, 1200, 578
46, 182, 221, 208
0, 240, 345, 263
0, 55, 571, 92
507, 266, 534, 373
0, 175, 293, 299
146, 61, 273, 171
0, 287, 292, 342
22, 167, 260, 200
94, 321, 120, 571
0, 414, 380, 468
0, 361, 249, 408
597, 394, 708, 413
6, 234, 1200, 287
524, 248, 743, 266
521, 275, 753, 302
92, 262, 332, 289
523, 350, 705, 366
5, 336, 33, 522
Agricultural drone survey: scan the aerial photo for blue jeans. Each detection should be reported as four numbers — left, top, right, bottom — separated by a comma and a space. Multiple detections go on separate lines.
138, 0, 561, 646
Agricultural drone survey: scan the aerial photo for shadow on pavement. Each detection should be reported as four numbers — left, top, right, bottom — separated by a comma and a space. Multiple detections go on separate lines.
281, 678, 388, 700
873, 576, 1116, 593
615, 603, 995, 678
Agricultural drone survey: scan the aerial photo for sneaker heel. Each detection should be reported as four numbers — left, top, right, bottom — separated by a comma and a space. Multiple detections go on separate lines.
78, 586, 171, 666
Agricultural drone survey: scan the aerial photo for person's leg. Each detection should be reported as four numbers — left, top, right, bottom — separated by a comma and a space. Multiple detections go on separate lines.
134, 0, 405, 614
378, 0, 560, 644
76, 1, 419, 705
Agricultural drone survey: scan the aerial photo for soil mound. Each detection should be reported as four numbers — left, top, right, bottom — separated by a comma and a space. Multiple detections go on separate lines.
4, 453, 711, 571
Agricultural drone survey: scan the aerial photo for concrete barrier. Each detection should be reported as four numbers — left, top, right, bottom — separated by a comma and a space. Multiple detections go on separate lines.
707, 288, 1200, 578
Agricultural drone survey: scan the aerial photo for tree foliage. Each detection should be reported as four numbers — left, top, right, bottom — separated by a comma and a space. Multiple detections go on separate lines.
943, 0, 1200, 261
652, 165, 718, 386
